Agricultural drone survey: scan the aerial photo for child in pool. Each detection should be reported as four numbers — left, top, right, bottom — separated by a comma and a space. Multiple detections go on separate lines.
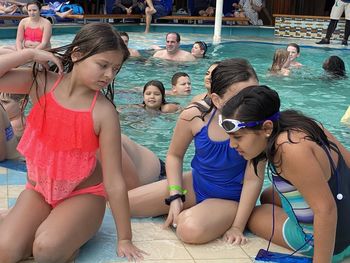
221, 85, 350, 263
269, 48, 291, 76
167, 72, 192, 96
0, 23, 145, 262
141, 80, 181, 113
191, 41, 208, 58
322, 55, 347, 79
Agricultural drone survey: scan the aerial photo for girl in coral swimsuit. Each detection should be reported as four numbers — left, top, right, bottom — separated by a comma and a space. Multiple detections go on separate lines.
0, 23, 145, 262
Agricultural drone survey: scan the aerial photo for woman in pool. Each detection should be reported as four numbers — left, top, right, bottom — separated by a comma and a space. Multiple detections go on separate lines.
141, 80, 181, 113
221, 85, 350, 263
0, 1, 51, 54
269, 49, 291, 76
129, 58, 264, 245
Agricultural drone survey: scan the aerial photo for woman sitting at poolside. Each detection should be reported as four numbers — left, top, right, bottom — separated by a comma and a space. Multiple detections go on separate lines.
269, 49, 291, 76
141, 80, 181, 113
0, 1, 51, 54
221, 85, 350, 262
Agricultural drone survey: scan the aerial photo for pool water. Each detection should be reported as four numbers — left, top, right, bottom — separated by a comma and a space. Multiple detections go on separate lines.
116, 39, 350, 171
1, 32, 349, 172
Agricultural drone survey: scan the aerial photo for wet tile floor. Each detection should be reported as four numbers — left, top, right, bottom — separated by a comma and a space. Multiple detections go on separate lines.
1, 161, 349, 263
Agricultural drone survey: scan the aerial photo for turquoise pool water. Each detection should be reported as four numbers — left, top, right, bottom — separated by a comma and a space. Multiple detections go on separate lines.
0, 29, 349, 171
117, 40, 350, 170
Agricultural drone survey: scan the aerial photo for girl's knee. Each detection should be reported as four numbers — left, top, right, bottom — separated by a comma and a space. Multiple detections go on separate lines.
33, 235, 67, 263
176, 212, 206, 243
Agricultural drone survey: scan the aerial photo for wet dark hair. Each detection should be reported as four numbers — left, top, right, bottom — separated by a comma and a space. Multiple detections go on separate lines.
222, 85, 330, 174
27, 23, 129, 109
186, 58, 258, 121
27, 1, 41, 10
322, 55, 346, 78
119, 31, 129, 40
194, 41, 208, 56
171, 72, 189, 85
166, 32, 181, 42
287, 43, 300, 53
142, 80, 166, 105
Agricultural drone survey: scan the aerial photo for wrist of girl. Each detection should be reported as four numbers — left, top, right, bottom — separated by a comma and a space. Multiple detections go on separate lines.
231, 226, 243, 231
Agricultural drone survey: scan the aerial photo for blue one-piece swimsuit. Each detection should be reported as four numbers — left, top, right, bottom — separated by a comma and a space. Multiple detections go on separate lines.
191, 109, 247, 204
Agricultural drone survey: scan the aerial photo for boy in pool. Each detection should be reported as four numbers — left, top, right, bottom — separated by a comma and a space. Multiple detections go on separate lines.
167, 72, 192, 96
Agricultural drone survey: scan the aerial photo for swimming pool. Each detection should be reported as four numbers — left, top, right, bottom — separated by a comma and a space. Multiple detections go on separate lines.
1, 27, 349, 171
118, 40, 350, 170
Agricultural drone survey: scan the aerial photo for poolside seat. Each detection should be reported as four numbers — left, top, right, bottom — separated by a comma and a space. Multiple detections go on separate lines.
155, 15, 249, 24
81, 14, 143, 23
0, 14, 27, 24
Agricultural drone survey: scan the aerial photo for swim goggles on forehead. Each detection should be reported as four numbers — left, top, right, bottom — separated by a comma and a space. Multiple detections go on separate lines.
219, 112, 280, 133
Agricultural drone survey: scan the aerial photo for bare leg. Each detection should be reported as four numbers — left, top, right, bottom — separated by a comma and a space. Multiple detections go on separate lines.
259, 185, 282, 207
129, 171, 196, 217
176, 198, 239, 244
247, 204, 290, 249
55, 9, 73, 18
144, 7, 152, 33
55, 9, 84, 19
144, 0, 156, 14
33, 194, 106, 263
121, 134, 161, 188
0, 189, 51, 263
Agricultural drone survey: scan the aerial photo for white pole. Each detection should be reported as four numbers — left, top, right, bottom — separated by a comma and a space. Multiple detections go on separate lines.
213, 0, 224, 44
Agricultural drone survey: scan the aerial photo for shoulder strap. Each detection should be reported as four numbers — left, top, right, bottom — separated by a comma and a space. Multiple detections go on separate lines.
89, 91, 99, 111
207, 108, 217, 125
50, 74, 64, 93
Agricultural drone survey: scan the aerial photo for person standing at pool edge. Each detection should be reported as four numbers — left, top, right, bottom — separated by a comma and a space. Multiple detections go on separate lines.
221, 85, 350, 263
317, 0, 350, 46
0, 23, 145, 262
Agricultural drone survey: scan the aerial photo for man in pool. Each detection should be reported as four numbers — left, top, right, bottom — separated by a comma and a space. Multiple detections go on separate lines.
153, 32, 196, 62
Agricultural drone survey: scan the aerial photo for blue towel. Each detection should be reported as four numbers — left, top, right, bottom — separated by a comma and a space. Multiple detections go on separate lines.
0, 159, 27, 172
255, 249, 312, 263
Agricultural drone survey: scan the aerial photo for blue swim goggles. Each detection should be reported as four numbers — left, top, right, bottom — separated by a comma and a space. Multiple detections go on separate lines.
219, 112, 280, 133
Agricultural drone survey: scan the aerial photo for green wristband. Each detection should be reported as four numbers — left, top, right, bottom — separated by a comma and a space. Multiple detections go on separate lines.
168, 185, 187, 195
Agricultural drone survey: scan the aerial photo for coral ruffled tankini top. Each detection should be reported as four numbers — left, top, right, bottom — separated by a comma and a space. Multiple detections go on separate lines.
17, 75, 100, 204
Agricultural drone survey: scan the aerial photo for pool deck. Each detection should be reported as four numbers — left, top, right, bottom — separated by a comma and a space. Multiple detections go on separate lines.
0, 162, 303, 263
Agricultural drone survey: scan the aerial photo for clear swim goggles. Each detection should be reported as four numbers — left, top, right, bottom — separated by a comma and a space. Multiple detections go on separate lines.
219, 112, 280, 133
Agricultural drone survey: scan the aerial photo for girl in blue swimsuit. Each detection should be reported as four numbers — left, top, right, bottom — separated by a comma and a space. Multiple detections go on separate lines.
221, 85, 350, 262
129, 58, 265, 244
